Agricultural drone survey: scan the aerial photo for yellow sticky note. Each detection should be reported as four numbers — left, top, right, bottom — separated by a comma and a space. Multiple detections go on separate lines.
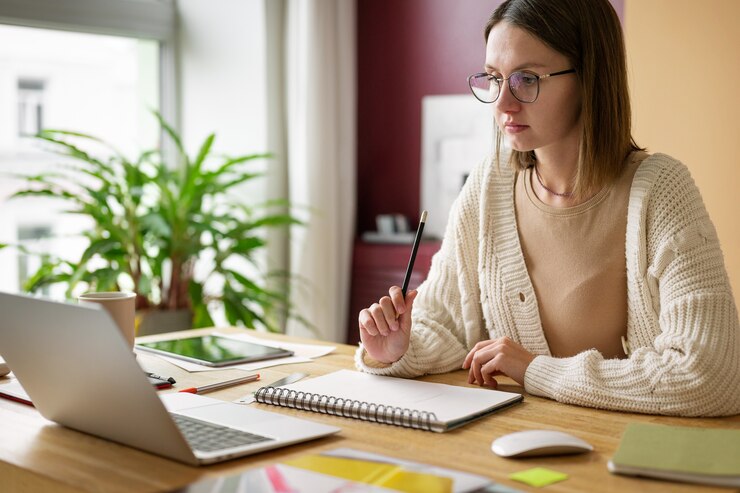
381, 469, 453, 493
285, 455, 452, 493
509, 467, 568, 487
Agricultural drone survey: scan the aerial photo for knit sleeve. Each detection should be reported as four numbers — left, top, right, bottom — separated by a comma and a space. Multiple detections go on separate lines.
355, 160, 490, 378
524, 156, 740, 416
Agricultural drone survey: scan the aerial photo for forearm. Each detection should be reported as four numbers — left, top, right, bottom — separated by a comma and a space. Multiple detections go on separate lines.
525, 293, 740, 416
355, 314, 470, 378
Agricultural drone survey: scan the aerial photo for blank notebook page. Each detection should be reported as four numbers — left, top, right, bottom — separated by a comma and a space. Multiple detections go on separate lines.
278, 369, 520, 422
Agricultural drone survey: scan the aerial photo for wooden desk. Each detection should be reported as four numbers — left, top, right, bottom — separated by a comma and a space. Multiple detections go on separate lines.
1, 328, 738, 493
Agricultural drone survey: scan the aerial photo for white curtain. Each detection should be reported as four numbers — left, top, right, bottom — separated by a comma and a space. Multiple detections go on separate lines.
265, 0, 356, 342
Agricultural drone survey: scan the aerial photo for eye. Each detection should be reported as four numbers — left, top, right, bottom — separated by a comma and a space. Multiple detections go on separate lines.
517, 72, 538, 86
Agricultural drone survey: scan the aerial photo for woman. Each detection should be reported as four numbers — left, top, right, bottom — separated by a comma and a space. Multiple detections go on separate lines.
356, 0, 740, 417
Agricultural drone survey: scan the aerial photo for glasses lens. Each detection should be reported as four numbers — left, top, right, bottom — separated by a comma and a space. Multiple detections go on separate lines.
470, 74, 499, 103
509, 72, 539, 103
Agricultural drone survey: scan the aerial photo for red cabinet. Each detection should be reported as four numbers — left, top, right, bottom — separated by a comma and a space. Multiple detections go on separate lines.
346, 240, 441, 344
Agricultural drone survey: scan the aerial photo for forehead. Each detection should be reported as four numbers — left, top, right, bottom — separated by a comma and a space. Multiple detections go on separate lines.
485, 21, 567, 70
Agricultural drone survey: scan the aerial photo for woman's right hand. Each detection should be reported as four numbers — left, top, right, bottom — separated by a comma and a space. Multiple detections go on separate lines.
358, 286, 418, 364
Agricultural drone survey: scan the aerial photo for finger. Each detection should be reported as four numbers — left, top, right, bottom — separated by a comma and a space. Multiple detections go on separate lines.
480, 361, 499, 388
463, 339, 496, 369
471, 354, 485, 386
471, 347, 498, 386
462, 347, 476, 369
358, 309, 379, 336
482, 355, 506, 379
379, 296, 399, 331
369, 303, 391, 336
398, 290, 418, 334
405, 289, 418, 309
483, 376, 498, 389
389, 286, 405, 314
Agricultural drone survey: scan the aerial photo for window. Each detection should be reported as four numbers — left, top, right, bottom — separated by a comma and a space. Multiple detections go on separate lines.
17, 225, 52, 296
0, 0, 176, 295
17, 79, 45, 137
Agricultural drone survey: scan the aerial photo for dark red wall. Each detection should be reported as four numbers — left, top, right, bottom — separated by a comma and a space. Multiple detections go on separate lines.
355, 0, 625, 234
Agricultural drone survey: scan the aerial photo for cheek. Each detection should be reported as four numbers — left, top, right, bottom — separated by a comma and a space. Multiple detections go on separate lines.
544, 93, 582, 134
562, 86, 583, 125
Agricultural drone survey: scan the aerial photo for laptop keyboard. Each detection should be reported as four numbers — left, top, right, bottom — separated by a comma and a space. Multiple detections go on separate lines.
171, 413, 274, 452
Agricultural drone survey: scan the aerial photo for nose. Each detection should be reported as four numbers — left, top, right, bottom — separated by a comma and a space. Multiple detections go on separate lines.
495, 79, 521, 114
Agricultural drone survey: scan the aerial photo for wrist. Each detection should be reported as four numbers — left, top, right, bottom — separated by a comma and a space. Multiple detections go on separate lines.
364, 353, 394, 368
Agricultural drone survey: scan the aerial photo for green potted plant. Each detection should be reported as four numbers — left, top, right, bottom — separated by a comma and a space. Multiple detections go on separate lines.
7, 112, 304, 334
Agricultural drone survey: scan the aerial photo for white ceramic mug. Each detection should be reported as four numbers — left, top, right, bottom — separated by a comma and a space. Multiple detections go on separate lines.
78, 292, 136, 348
376, 214, 396, 235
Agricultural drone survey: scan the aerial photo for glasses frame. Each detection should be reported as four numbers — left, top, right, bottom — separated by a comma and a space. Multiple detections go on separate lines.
467, 68, 576, 104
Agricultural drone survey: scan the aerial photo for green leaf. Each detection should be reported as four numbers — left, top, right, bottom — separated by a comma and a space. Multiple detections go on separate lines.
213, 173, 265, 193
207, 153, 271, 179
35, 133, 116, 176
222, 293, 242, 327
84, 267, 121, 292
140, 212, 171, 238
188, 281, 214, 328
79, 238, 121, 265
22, 259, 71, 293
230, 237, 266, 255
153, 110, 187, 161
191, 134, 215, 176
243, 214, 304, 230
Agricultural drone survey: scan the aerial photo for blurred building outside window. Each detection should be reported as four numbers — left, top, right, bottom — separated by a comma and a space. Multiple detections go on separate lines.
0, 24, 160, 297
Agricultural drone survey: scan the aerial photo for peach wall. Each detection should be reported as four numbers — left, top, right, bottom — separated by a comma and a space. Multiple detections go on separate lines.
625, 0, 740, 300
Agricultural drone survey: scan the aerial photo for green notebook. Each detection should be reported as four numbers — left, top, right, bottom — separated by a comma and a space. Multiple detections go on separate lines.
608, 423, 740, 487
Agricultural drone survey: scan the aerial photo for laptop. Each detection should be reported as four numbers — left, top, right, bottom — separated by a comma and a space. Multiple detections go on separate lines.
0, 292, 340, 465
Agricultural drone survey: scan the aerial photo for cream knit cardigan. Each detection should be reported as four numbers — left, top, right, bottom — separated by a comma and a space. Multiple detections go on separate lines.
355, 153, 740, 417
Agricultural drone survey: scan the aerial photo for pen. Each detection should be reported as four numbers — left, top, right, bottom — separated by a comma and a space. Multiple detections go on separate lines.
145, 371, 176, 384
179, 373, 260, 394
401, 210, 428, 297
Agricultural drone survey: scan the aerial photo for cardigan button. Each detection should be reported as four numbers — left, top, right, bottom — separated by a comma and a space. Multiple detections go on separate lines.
518, 292, 526, 302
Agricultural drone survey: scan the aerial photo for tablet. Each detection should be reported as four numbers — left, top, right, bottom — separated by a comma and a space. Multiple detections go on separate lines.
136, 335, 294, 367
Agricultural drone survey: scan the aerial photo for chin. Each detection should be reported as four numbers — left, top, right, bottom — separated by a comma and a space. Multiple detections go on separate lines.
504, 137, 534, 153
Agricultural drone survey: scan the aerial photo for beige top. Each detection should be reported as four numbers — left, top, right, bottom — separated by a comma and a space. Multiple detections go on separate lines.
514, 154, 644, 359
356, 153, 740, 417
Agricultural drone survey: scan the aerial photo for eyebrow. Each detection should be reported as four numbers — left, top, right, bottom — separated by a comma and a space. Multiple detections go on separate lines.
484, 62, 547, 72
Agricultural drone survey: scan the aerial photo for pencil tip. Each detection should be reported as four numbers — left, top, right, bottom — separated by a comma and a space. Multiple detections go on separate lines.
420, 210, 428, 222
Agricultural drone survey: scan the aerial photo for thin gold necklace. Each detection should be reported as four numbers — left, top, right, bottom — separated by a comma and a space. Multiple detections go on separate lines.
533, 165, 573, 198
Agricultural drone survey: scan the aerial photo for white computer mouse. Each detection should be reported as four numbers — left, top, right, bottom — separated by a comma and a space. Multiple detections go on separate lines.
0, 361, 9, 377
492, 429, 593, 458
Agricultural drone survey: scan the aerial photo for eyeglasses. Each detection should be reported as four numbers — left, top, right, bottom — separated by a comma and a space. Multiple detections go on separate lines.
468, 69, 576, 104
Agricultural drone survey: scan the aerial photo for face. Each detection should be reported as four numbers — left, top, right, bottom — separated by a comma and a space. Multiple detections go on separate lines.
485, 22, 582, 156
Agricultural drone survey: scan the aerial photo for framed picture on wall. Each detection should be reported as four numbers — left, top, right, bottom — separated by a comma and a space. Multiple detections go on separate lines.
420, 94, 499, 240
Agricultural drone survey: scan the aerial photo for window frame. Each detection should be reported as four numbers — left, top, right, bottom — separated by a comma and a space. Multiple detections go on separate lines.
0, 0, 179, 133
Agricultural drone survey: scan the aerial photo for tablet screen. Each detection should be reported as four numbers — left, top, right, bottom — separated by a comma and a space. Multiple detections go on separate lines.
136, 335, 293, 366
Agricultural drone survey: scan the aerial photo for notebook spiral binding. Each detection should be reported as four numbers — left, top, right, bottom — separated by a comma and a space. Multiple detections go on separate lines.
254, 386, 439, 431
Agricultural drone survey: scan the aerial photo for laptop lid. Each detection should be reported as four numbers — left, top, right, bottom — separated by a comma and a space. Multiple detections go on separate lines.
0, 293, 339, 465
0, 292, 198, 464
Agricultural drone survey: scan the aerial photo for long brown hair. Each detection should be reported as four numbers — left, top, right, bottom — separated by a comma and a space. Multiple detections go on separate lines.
485, 0, 642, 199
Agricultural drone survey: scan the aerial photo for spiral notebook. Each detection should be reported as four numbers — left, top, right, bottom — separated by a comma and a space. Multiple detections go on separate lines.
254, 369, 523, 432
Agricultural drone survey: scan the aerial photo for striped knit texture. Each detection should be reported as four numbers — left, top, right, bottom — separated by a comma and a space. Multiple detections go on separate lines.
355, 153, 740, 416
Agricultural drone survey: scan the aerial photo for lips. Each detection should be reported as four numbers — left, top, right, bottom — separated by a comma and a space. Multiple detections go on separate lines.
503, 122, 529, 133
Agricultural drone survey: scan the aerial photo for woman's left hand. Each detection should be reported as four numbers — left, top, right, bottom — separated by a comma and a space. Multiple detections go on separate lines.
462, 337, 535, 388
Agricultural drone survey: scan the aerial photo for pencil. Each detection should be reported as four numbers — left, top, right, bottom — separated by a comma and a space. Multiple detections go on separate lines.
178, 373, 260, 394
401, 210, 428, 297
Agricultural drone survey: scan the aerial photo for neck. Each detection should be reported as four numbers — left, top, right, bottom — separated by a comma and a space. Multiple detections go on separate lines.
531, 146, 583, 207
533, 147, 578, 188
